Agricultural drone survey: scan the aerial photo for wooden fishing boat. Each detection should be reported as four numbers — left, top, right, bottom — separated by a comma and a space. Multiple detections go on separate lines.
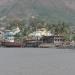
1, 40, 24, 47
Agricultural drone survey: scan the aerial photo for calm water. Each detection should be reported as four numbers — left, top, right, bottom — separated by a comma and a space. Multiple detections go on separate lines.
0, 48, 75, 75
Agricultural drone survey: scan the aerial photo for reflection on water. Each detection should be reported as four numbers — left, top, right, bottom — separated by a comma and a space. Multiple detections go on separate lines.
0, 49, 75, 75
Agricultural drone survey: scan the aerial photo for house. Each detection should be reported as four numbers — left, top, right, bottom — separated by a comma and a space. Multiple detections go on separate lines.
3, 26, 20, 42
28, 28, 53, 40
24, 28, 65, 47
54, 35, 65, 46
39, 35, 64, 44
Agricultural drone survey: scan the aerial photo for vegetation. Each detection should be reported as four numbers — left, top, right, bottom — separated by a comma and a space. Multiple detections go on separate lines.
5, 17, 71, 41
71, 35, 75, 41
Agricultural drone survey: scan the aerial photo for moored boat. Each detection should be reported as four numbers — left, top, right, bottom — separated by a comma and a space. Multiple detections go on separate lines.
1, 40, 24, 47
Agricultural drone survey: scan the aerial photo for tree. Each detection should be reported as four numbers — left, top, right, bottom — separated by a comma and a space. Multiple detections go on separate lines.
51, 22, 69, 35
64, 34, 70, 41
72, 35, 75, 41
59, 22, 70, 35
6, 20, 29, 39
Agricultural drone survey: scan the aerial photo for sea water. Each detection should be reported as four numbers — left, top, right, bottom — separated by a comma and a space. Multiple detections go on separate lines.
0, 48, 75, 75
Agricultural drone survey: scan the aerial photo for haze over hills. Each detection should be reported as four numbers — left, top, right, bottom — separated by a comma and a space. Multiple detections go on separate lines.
0, 0, 75, 24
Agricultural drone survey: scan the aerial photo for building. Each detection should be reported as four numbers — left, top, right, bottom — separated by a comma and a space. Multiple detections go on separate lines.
40, 35, 64, 44
3, 26, 20, 42
24, 28, 65, 47
4, 30, 15, 42
28, 28, 53, 40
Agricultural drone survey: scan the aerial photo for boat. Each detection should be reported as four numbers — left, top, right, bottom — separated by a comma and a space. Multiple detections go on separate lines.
1, 40, 24, 47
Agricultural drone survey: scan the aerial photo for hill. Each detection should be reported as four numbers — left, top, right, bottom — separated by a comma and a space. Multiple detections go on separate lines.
0, 0, 75, 24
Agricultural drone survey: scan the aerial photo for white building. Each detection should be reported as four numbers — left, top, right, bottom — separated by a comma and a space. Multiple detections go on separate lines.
3, 26, 20, 42
4, 30, 14, 42
28, 28, 53, 40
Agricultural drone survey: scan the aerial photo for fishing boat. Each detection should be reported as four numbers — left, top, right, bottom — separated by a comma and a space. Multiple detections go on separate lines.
1, 40, 23, 47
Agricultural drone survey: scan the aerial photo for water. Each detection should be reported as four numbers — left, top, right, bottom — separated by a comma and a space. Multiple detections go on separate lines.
0, 48, 75, 75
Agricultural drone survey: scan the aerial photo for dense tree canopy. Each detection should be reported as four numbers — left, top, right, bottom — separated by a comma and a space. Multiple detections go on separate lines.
6, 17, 70, 41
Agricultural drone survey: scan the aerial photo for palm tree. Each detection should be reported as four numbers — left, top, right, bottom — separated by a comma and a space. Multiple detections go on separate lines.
59, 22, 69, 36
49, 24, 59, 35
46, 22, 70, 36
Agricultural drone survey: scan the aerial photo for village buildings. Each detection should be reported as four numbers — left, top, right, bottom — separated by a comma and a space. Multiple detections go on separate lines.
0, 26, 74, 48
25, 28, 65, 47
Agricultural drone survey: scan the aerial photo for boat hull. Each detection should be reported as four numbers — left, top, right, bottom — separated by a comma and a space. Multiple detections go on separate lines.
1, 41, 23, 47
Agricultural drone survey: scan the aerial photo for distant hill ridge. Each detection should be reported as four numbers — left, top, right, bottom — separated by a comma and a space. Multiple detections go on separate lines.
0, 0, 75, 24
